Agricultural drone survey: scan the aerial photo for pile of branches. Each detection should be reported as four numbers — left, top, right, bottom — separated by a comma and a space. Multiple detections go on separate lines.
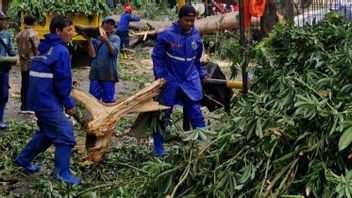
132, 11, 352, 197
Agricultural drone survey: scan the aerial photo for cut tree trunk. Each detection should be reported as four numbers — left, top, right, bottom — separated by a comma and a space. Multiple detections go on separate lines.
261, 0, 295, 37
133, 12, 260, 39
0, 56, 18, 68
72, 79, 169, 164
113, 15, 171, 31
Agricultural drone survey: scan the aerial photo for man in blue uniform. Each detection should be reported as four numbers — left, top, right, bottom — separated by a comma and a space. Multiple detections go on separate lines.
116, 6, 141, 58
85, 16, 120, 103
151, 5, 209, 156
15, 16, 80, 185
0, 11, 16, 129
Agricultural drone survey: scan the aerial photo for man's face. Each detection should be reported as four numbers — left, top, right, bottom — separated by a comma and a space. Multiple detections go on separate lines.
0, 19, 5, 30
179, 15, 195, 32
102, 20, 115, 34
57, 25, 73, 43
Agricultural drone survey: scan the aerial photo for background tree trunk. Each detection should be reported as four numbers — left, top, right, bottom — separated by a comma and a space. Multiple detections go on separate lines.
260, 0, 294, 37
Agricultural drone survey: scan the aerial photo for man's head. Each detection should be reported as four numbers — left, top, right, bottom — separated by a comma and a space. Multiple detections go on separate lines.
24, 15, 37, 27
124, 6, 132, 14
0, 11, 9, 30
49, 15, 73, 43
102, 16, 116, 34
178, 5, 196, 32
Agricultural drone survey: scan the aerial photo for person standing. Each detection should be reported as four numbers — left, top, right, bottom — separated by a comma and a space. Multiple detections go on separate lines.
0, 11, 16, 130
85, 16, 120, 103
151, 5, 209, 156
16, 15, 39, 114
116, 6, 141, 58
15, 15, 80, 185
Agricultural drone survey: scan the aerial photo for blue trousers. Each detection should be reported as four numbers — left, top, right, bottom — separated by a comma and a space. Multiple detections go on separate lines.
162, 89, 206, 129
116, 30, 129, 49
0, 71, 9, 122
153, 94, 206, 156
35, 111, 76, 146
156, 95, 206, 133
89, 80, 116, 103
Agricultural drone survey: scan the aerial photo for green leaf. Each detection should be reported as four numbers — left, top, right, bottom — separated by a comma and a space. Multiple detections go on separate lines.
339, 126, 352, 150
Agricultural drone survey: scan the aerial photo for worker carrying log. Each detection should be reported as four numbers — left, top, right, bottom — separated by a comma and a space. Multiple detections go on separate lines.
15, 16, 81, 185
151, 4, 209, 157
83, 16, 121, 104
116, 6, 141, 59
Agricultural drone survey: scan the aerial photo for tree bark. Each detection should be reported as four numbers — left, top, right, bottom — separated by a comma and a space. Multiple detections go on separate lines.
260, 0, 295, 37
72, 79, 168, 164
133, 12, 260, 38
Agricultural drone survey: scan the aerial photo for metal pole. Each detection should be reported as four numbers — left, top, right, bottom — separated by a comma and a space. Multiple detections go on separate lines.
238, 0, 249, 96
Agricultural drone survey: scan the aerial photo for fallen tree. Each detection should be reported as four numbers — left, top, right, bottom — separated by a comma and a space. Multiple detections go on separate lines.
132, 12, 260, 39
72, 79, 168, 164
129, 12, 352, 197
113, 15, 171, 31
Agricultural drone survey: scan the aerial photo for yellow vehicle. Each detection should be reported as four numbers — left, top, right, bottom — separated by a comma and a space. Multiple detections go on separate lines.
20, 12, 103, 66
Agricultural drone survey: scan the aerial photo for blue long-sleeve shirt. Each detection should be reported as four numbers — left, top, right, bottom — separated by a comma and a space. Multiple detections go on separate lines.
89, 35, 120, 82
27, 34, 75, 112
152, 22, 207, 106
117, 12, 141, 32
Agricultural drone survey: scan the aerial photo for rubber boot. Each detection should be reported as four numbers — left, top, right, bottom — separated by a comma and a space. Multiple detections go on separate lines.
15, 131, 52, 172
53, 145, 81, 185
0, 103, 7, 130
153, 132, 164, 157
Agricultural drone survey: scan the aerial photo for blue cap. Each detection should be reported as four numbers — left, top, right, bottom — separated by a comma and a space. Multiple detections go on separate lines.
103, 16, 115, 24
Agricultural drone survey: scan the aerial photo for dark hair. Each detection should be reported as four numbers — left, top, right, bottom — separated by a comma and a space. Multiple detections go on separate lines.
178, 4, 196, 18
49, 15, 73, 34
24, 15, 36, 26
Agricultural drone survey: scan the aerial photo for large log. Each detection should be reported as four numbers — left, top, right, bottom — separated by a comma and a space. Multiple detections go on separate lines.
72, 79, 169, 164
113, 15, 171, 31
133, 12, 260, 38
0, 56, 18, 68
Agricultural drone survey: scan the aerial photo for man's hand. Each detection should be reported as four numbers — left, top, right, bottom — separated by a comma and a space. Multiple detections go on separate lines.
65, 107, 76, 116
72, 80, 80, 87
202, 74, 210, 80
82, 32, 91, 41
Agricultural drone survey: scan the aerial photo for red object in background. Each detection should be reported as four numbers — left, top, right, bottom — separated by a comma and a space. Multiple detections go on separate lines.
250, 0, 266, 17
124, 6, 133, 13
214, 2, 226, 14
243, 0, 251, 28
233, 4, 239, 11
243, 0, 266, 28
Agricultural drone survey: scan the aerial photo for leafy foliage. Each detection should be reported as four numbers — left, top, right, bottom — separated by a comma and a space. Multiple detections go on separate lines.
133, 11, 352, 197
7, 0, 111, 24
3, 10, 352, 198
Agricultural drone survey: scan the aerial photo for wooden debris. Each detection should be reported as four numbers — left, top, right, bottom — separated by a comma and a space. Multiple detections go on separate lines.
72, 79, 169, 164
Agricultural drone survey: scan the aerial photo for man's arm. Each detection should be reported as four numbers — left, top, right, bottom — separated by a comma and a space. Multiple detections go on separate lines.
15, 34, 22, 56
128, 14, 141, 22
151, 32, 167, 79
31, 32, 40, 55
86, 37, 97, 58
110, 36, 120, 56
98, 35, 115, 55
7, 34, 16, 57
195, 41, 207, 78
53, 49, 75, 111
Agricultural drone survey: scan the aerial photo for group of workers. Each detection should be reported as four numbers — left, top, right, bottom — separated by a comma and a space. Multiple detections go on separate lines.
0, 4, 208, 185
